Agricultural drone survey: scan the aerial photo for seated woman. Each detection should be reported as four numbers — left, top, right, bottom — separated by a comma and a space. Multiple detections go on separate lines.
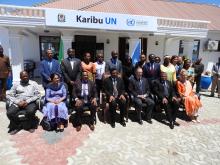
176, 69, 202, 123
42, 73, 68, 132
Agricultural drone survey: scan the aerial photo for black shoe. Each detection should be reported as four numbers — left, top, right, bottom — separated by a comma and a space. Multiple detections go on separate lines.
169, 122, 174, 129
111, 123, 115, 128
146, 120, 152, 124
8, 129, 20, 135
210, 94, 214, 97
120, 121, 126, 127
173, 121, 180, 126
138, 120, 143, 125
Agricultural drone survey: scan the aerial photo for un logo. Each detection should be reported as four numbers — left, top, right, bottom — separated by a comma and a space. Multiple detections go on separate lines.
126, 19, 135, 26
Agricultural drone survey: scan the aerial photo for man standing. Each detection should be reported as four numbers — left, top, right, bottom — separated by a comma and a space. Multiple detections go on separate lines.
135, 53, 147, 70
40, 49, 62, 89
104, 68, 126, 128
105, 50, 123, 77
94, 53, 106, 95
6, 71, 40, 135
73, 71, 97, 131
152, 72, 181, 129
61, 48, 81, 103
193, 58, 204, 94
143, 54, 160, 84
210, 57, 220, 98
0, 45, 11, 101
129, 67, 155, 125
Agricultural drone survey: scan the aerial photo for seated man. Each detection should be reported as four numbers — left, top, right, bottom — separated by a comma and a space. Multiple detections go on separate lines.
152, 72, 181, 129
103, 68, 126, 128
6, 71, 40, 135
73, 71, 98, 132
129, 67, 155, 125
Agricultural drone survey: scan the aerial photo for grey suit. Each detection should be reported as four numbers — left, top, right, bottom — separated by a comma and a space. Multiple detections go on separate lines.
105, 59, 123, 74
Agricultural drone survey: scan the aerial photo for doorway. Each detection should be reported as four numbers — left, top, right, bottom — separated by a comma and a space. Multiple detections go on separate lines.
73, 35, 96, 61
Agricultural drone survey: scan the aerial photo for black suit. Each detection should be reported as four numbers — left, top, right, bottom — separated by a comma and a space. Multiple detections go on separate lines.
103, 77, 126, 123
129, 76, 155, 121
61, 57, 82, 102
72, 80, 97, 126
152, 79, 180, 124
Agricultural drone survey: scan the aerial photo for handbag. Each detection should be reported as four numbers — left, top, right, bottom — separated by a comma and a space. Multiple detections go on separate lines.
40, 117, 51, 131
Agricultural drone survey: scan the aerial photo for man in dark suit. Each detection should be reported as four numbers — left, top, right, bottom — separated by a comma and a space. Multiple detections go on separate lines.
134, 53, 147, 70
103, 68, 126, 128
193, 58, 204, 94
73, 71, 97, 132
40, 49, 62, 89
152, 72, 181, 129
129, 67, 155, 125
143, 54, 160, 84
0, 45, 11, 101
61, 48, 81, 103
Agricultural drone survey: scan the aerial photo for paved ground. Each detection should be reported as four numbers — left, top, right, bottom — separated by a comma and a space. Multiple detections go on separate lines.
0, 91, 220, 165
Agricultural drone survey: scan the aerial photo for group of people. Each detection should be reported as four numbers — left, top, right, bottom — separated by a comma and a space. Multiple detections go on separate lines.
0, 44, 206, 135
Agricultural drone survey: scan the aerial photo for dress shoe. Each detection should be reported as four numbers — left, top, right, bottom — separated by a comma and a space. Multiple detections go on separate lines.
138, 120, 143, 125
89, 124, 95, 131
146, 120, 153, 124
120, 121, 126, 127
28, 129, 35, 133
210, 94, 214, 97
76, 125, 82, 132
173, 121, 180, 126
169, 122, 174, 129
8, 129, 20, 135
111, 123, 115, 128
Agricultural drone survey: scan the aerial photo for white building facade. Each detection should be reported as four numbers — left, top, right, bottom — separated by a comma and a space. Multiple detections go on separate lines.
0, 4, 220, 82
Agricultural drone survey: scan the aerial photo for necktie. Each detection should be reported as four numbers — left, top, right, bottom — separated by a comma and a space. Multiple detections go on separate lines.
113, 79, 118, 98
138, 79, 143, 95
48, 61, 52, 71
163, 81, 169, 97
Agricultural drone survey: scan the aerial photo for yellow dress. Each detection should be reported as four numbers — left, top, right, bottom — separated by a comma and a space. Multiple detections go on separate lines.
160, 64, 176, 84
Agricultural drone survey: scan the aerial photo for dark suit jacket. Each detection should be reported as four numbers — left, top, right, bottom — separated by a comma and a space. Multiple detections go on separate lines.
103, 77, 125, 99
194, 63, 204, 76
128, 76, 150, 98
40, 59, 61, 87
61, 57, 81, 84
151, 79, 176, 102
72, 80, 97, 101
143, 62, 160, 80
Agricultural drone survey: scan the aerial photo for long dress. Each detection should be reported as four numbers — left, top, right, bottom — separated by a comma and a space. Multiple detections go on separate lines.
42, 83, 68, 125
176, 80, 202, 116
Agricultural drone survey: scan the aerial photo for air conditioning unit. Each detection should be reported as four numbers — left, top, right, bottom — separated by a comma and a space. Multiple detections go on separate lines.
207, 40, 219, 51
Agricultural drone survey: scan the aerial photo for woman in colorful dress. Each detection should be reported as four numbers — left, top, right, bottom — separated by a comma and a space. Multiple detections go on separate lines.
160, 55, 176, 84
42, 73, 68, 132
81, 52, 96, 81
176, 69, 202, 123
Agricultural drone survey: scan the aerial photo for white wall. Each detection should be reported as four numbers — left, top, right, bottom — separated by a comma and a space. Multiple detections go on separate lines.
96, 32, 119, 60
0, 27, 10, 57
147, 35, 165, 59
199, 31, 220, 71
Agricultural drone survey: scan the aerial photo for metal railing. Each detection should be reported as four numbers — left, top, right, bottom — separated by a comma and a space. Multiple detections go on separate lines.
157, 17, 209, 29
0, 5, 45, 18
